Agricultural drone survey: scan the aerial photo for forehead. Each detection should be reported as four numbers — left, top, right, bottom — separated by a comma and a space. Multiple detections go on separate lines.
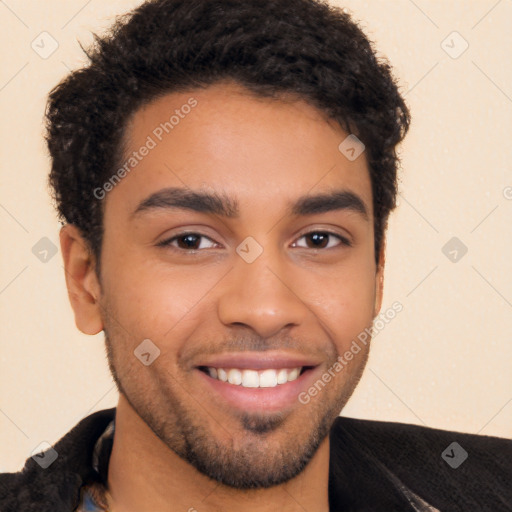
106, 81, 373, 220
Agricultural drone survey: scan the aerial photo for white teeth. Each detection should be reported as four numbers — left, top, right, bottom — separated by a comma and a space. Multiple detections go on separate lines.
205, 367, 303, 388
259, 369, 278, 388
287, 368, 300, 381
227, 368, 242, 385
241, 369, 259, 388
277, 368, 288, 384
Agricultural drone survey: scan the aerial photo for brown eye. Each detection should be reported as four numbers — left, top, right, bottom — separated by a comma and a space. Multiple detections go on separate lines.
176, 234, 201, 250
157, 232, 218, 251
293, 231, 351, 250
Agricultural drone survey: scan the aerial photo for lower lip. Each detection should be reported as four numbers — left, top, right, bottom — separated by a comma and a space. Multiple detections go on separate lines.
195, 367, 318, 413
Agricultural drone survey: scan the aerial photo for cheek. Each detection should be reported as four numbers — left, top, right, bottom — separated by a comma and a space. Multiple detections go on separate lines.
101, 248, 220, 342
297, 264, 376, 349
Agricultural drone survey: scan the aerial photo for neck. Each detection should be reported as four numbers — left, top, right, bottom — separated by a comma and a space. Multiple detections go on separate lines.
107, 395, 331, 512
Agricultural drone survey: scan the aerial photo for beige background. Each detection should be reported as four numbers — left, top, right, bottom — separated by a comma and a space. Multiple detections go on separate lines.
1, 0, 511, 472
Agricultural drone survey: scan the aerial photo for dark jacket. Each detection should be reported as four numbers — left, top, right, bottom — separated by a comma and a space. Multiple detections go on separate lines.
0, 408, 511, 511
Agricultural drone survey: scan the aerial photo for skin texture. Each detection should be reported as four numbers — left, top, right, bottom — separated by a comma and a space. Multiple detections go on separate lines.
60, 81, 385, 512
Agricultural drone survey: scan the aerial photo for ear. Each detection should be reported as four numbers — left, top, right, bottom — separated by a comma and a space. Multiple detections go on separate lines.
59, 224, 104, 335
373, 235, 386, 318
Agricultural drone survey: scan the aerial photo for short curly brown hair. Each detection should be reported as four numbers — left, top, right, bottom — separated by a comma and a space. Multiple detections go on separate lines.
46, 0, 410, 277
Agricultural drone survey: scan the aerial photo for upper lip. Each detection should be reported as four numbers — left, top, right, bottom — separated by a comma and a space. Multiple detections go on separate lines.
195, 351, 321, 370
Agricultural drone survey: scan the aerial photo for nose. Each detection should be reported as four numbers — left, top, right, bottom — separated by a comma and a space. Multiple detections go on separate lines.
216, 245, 309, 339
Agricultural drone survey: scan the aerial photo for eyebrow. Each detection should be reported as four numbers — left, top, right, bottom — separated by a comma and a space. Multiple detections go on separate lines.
131, 187, 369, 221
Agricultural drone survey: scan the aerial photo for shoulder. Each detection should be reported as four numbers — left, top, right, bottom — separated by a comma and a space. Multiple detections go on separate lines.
0, 408, 116, 512
330, 416, 512, 511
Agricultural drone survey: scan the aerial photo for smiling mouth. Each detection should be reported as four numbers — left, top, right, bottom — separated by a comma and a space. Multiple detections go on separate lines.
198, 366, 313, 388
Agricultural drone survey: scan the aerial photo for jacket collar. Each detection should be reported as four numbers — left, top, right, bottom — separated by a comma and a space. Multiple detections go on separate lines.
1, 408, 437, 511
0, 408, 116, 512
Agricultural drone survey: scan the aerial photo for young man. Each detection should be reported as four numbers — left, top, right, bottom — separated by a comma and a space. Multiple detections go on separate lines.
1, 0, 510, 510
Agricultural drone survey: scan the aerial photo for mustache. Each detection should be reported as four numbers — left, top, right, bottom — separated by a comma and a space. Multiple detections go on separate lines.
178, 333, 334, 367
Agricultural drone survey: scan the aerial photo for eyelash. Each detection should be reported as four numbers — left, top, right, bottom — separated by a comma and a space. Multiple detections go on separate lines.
156, 230, 352, 253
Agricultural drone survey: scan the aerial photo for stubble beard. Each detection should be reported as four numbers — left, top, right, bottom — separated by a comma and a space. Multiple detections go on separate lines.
104, 329, 369, 489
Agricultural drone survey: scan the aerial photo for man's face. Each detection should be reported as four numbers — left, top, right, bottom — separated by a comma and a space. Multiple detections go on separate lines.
93, 81, 382, 488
